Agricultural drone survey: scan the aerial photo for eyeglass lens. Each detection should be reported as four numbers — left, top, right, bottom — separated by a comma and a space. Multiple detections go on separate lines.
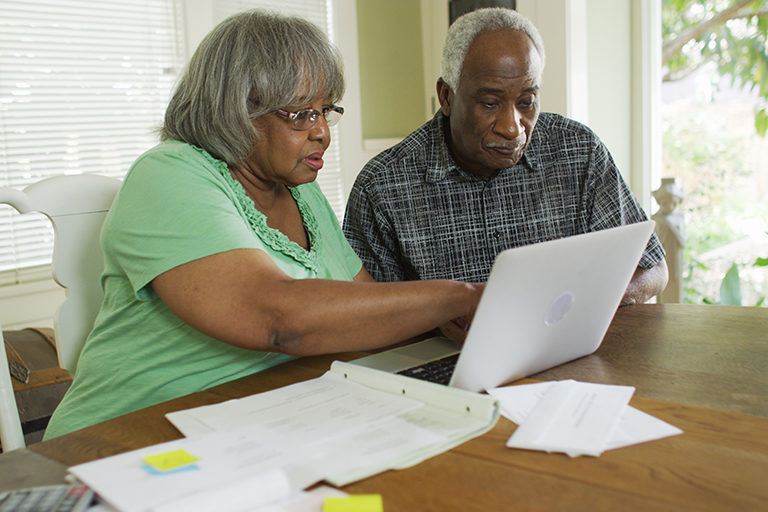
292, 107, 343, 130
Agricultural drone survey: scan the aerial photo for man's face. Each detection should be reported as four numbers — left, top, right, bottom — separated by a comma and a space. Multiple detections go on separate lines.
438, 29, 542, 178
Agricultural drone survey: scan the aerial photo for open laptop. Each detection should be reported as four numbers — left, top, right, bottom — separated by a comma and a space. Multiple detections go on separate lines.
350, 220, 656, 392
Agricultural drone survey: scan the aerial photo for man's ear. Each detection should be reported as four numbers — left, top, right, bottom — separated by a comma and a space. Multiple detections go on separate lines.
437, 78, 452, 116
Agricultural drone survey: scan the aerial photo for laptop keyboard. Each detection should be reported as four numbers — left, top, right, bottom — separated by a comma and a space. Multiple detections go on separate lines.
396, 354, 460, 385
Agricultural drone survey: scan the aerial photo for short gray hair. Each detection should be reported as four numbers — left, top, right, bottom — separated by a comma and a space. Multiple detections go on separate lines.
441, 8, 546, 91
161, 9, 345, 165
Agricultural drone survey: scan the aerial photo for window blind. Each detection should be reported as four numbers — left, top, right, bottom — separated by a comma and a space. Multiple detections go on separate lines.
0, 0, 184, 284
0, 0, 346, 286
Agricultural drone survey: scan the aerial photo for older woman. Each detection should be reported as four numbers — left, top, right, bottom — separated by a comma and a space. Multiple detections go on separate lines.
44, 10, 482, 439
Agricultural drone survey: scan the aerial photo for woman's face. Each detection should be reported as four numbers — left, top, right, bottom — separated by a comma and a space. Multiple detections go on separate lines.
246, 96, 332, 187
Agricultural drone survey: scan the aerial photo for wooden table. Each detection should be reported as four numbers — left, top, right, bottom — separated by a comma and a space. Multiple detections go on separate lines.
5, 304, 768, 510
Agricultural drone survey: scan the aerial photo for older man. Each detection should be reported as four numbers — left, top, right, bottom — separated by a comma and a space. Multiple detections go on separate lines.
343, 7, 667, 306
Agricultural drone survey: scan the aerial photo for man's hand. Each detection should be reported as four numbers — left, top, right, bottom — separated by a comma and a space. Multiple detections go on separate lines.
621, 259, 669, 306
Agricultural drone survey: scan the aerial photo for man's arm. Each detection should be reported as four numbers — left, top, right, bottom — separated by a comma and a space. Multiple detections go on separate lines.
621, 258, 668, 305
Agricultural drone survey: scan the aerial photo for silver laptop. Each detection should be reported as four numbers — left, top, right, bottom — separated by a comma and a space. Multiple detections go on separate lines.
350, 220, 656, 392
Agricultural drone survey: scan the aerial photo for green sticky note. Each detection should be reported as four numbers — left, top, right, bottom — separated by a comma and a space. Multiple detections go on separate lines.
323, 494, 383, 512
143, 449, 199, 472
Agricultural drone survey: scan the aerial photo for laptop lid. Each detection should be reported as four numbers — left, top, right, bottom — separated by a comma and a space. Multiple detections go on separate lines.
351, 220, 656, 392
449, 220, 655, 391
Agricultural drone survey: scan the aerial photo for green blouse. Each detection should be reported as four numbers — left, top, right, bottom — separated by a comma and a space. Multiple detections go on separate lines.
44, 141, 362, 439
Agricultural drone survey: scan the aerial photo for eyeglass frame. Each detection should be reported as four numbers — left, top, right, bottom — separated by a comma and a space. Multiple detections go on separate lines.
270, 105, 344, 130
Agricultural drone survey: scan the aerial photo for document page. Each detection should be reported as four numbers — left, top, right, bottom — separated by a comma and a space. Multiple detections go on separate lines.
168, 371, 424, 440
70, 431, 301, 512
505, 380, 634, 456
489, 380, 683, 457
72, 368, 498, 511
168, 370, 496, 485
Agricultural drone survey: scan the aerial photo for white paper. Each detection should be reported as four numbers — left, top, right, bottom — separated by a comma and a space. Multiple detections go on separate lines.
505, 380, 634, 456
86, 484, 346, 512
488, 381, 554, 425
167, 372, 424, 440
73, 369, 497, 511
70, 431, 306, 512
150, 468, 291, 512
167, 369, 495, 484
605, 405, 683, 450
488, 380, 683, 457
255, 486, 347, 512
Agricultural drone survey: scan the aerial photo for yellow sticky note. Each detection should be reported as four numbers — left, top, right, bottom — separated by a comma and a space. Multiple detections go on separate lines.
323, 494, 383, 512
143, 449, 199, 472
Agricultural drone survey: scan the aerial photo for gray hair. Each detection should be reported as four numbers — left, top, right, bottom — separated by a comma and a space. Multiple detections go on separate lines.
441, 8, 546, 91
161, 9, 345, 165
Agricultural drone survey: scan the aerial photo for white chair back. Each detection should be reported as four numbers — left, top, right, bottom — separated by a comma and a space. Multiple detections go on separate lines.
0, 325, 25, 451
0, 174, 122, 373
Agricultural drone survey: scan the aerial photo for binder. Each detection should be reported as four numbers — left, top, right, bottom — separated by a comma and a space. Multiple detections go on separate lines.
69, 362, 499, 511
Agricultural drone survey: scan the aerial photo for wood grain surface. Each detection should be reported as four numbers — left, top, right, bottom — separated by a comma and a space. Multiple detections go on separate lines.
18, 304, 768, 511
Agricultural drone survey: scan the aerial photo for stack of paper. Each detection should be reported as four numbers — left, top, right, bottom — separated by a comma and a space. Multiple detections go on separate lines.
488, 380, 683, 457
68, 362, 499, 512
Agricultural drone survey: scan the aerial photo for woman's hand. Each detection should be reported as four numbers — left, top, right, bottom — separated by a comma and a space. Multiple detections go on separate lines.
439, 316, 472, 346
438, 282, 484, 345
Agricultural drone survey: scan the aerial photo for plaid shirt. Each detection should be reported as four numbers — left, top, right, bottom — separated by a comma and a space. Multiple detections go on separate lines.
343, 112, 664, 283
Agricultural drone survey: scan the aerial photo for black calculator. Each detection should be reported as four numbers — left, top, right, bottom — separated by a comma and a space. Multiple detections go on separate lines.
0, 483, 94, 512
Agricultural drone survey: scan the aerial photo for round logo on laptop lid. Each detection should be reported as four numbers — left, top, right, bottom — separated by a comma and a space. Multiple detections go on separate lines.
544, 291, 575, 326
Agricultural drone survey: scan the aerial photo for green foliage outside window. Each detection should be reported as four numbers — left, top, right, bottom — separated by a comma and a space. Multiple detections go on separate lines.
662, 0, 768, 136
662, 103, 768, 306
662, 0, 768, 306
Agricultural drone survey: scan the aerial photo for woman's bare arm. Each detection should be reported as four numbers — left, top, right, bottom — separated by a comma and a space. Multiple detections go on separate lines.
152, 248, 482, 355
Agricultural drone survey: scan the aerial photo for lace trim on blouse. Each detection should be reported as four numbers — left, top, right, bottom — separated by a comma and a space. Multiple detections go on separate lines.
192, 145, 320, 272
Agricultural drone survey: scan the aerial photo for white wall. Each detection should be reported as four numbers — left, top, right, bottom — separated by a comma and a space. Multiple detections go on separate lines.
631, 0, 663, 212
420, 0, 449, 121
518, 0, 660, 212
517, 0, 589, 124
586, 0, 632, 184
332, 0, 368, 200
518, 0, 631, 181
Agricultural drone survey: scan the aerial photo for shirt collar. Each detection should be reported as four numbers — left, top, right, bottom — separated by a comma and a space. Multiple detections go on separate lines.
425, 112, 541, 184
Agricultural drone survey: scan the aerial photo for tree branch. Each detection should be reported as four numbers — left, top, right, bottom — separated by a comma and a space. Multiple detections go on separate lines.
663, 0, 756, 65
729, 8, 768, 20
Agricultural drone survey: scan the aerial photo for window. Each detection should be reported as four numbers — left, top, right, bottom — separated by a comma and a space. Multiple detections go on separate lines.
0, 0, 345, 287
0, 0, 184, 284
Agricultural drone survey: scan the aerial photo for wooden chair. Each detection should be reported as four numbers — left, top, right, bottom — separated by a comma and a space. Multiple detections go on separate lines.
0, 174, 122, 374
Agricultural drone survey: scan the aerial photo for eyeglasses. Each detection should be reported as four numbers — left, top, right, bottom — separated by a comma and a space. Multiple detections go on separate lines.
274, 105, 344, 130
